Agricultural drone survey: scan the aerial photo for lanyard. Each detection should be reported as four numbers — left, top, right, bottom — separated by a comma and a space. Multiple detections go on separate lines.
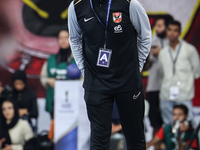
168, 42, 182, 75
90, 0, 112, 49
160, 39, 164, 49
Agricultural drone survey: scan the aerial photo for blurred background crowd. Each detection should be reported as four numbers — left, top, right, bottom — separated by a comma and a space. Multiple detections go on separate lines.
0, 0, 200, 150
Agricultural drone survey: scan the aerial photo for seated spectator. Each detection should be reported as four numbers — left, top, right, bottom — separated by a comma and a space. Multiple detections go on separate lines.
146, 104, 199, 150
110, 102, 127, 150
0, 70, 38, 122
0, 100, 34, 150
111, 101, 122, 134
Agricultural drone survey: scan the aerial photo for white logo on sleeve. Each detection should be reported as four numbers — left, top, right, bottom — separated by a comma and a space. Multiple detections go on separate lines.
114, 25, 123, 33
84, 17, 94, 22
133, 92, 141, 100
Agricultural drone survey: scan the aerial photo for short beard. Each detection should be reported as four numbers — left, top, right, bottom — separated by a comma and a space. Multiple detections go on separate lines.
157, 31, 166, 39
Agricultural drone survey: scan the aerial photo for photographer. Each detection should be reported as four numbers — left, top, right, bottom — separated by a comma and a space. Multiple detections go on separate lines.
146, 104, 199, 150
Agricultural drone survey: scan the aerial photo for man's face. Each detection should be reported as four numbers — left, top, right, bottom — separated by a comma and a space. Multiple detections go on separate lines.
167, 25, 181, 42
58, 30, 70, 49
173, 108, 187, 122
155, 19, 166, 36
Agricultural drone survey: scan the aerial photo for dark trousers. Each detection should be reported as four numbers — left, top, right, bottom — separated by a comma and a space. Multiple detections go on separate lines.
146, 91, 163, 128
84, 89, 146, 150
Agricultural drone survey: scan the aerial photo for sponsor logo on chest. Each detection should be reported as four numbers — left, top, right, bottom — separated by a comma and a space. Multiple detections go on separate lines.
114, 25, 123, 33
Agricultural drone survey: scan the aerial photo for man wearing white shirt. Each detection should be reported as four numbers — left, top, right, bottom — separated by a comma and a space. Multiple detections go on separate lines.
159, 20, 200, 125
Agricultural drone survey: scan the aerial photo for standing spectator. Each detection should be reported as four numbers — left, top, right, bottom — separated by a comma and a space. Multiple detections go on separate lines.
40, 30, 75, 115
0, 70, 38, 121
159, 20, 200, 124
146, 15, 173, 150
0, 100, 34, 150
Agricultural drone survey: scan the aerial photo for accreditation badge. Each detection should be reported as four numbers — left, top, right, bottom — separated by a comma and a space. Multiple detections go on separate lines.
97, 48, 112, 68
169, 86, 179, 101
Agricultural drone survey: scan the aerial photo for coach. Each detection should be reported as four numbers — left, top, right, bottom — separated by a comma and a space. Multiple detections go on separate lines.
68, 0, 151, 149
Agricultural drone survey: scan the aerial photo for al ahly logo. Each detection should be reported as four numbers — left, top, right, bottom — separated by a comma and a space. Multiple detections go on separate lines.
113, 12, 122, 23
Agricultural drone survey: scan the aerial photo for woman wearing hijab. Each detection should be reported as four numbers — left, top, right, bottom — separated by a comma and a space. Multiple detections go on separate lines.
0, 100, 34, 150
0, 70, 38, 121
40, 30, 76, 115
